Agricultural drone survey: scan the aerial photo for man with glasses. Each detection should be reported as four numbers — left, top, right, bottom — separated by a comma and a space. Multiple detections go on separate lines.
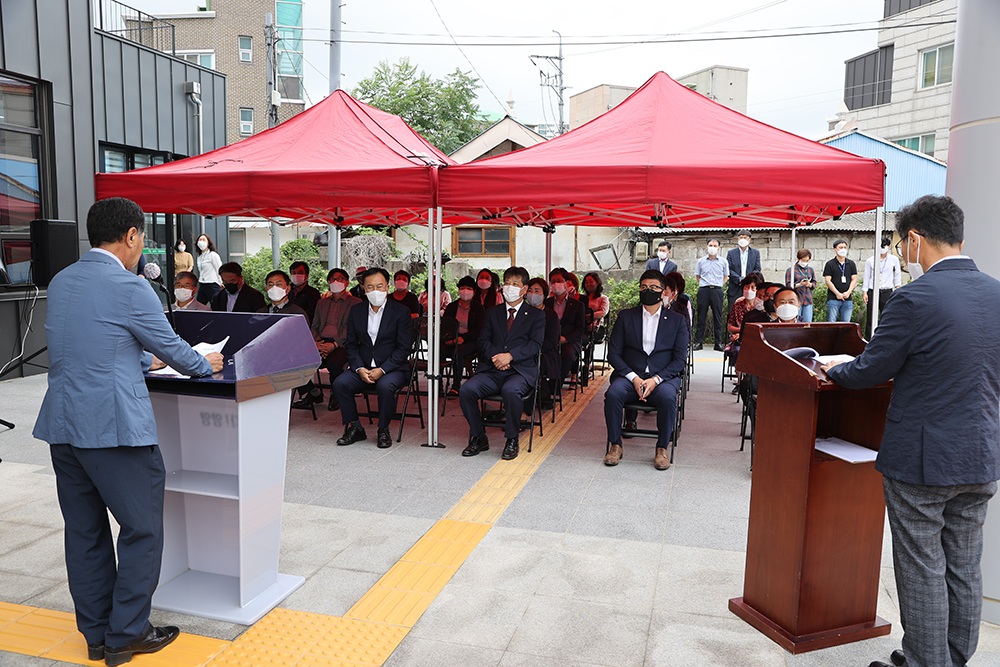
603, 270, 689, 470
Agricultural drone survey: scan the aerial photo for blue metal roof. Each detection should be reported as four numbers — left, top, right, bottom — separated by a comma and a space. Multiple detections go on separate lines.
821, 130, 947, 212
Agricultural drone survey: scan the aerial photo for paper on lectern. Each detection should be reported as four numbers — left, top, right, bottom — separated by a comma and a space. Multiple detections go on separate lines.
149, 337, 229, 378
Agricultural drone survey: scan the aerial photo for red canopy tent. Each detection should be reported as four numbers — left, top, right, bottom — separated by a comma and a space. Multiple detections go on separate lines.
94, 89, 455, 226
438, 71, 885, 229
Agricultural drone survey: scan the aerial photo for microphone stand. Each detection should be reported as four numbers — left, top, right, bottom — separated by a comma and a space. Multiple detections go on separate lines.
145, 277, 176, 331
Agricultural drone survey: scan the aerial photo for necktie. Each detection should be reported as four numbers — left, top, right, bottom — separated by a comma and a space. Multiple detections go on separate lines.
507, 307, 515, 332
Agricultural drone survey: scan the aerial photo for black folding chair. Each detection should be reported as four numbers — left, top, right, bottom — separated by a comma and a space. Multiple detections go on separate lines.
613, 395, 681, 464
721, 345, 738, 393
478, 353, 543, 453
360, 337, 425, 443
739, 374, 758, 467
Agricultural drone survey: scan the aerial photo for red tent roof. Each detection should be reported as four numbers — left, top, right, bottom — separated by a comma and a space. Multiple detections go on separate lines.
94, 90, 454, 225
438, 72, 885, 228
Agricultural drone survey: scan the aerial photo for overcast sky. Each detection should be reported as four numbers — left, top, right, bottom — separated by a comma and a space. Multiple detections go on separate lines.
132, 0, 891, 139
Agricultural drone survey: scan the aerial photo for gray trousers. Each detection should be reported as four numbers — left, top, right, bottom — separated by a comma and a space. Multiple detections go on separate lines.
883, 476, 997, 667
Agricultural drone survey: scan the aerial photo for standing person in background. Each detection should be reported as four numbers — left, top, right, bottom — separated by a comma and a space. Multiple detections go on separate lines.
693, 238, 727, 351
863, 237, 902, 339
288, 261, 321, 323
33, 198, 224, 666
646, 240, 678, 276
194, 233, 222, 305
173, 239, 193, 276
726, 230, 762, 319
824, 239, 858, 322
822, 195, 1000, 667
785, 249, 817, 323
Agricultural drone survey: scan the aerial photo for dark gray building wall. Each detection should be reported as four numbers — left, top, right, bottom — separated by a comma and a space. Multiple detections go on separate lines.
0, 1, 228, 377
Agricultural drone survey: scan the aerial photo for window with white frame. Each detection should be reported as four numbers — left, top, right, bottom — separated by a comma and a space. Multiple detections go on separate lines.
239, 108, 254, 135
178, 51, 215, 70
920, 43, 953, 89
238, 36, 252, 62
893, 133, 936, 156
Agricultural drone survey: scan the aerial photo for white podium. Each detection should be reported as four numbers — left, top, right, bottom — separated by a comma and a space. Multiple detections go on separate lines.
145, 311, 320, 624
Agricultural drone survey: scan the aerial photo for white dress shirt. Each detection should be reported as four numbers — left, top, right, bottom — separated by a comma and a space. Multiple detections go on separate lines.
739, 248, 749, 279
864, 253, 902, 291
625, 305, 662, 382
367, 299, 387, 367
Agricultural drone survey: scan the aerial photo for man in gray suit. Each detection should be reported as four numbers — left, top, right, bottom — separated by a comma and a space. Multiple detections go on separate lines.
33, 198, 223, 666
823, 195, 1000, 667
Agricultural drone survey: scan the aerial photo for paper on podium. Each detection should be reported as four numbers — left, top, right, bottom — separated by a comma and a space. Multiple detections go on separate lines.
815, 437, 877, 463
149, 337, 229, 378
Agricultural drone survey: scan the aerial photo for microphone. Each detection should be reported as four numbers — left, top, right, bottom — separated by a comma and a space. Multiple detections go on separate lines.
143, 262, 167, 292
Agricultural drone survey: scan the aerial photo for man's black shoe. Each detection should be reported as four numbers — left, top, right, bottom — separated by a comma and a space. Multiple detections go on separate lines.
336, 422, 367, 446
867, 662, 893, 667
501, 438, 519, 460
327, 395, 339, 411
104, 626, 179, 666
87, 642, 104, 661
692, 343, 704, 351
377, 428, 392, 448
890, 650, 906, 666
292, 392, 322, 409
462, 434, 489, 457
714, 344, 725, 352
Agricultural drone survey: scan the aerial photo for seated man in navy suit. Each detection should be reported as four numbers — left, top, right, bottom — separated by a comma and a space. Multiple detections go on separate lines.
459, 266, 545, 461
604, 270, 689, 470
333, 267, 413, 449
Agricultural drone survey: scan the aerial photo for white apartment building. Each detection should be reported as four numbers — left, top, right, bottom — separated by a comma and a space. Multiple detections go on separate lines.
842, 0, 957, 161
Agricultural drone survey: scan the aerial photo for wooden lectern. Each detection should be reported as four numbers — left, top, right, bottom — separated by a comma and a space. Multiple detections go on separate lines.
729, 322, 892, 653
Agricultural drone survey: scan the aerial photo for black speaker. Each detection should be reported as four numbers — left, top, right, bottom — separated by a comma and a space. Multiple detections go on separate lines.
30, 219, 79, 286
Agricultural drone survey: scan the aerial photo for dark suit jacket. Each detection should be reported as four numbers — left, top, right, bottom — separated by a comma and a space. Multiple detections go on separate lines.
211, 284, 266, 313
607, 305, 688, 383
477, 301, 545, 385
291, 284, 321, 322
539, 307, 562, 380
543, 296, 586, 353
443, 299, 485, 343
646, 257, 678, 275
726, 247, 762, 296
344, 298, 413, 375
827, 258, 1000, 486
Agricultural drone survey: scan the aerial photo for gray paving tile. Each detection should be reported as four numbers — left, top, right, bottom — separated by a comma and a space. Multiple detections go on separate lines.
280, 566, 380, 617
514, 475, 590, 505
409, 584, 534, 650
667, 483, 750, 518
383, 637, 504, 667
0, 530, 66, 579
0, 653, 62, 666
670, 462, 752, 491
535, 542, 660, 608
532, 456, 600, 481
495, 499, 578, 534
644, 610, 787, 667
326, 514, 436, 574
0, 523, 60, 559
653, 544, 745, 618
499, 652, 610, 667
0, 571, 62, 605
567, 504, 666, 544
23, 580, 73, 613
590, 459, 674, 486
279, 505, 384, 576
448, 540, 560, 594
390, 489, 464, 520
506, 596, 650, 667
580, 477, 672, 511
420, 465, 492, 492
308, 480, 419, 514
350, 460, 443, 487
0, 496, 68, 530
147, 609, 246, 641
662, 510, 748, 552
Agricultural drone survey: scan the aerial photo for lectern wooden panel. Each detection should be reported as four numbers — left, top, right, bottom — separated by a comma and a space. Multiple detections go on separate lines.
728, 322, 892, 653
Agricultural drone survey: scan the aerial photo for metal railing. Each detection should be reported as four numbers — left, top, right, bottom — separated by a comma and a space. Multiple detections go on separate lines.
92, 0, 175, 55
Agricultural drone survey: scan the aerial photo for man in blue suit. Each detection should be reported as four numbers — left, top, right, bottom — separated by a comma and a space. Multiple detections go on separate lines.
604, 269, 689, 470
33, 198, 223, 666
823, 196, 1000, 667
460, 266, 545, 461
645, 240, 678, 276
333, 267, 413, 449
726, 229, 761, 317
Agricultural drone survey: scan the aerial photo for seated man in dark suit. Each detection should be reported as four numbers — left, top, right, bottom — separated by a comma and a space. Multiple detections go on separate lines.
604, 270, 689, 470
257, 270, 308, 317
211, 261, 266, 313
332, 267, 414, 449
289, 260, 321, 322
545, 268, 586, 389
459, 266, 545, 461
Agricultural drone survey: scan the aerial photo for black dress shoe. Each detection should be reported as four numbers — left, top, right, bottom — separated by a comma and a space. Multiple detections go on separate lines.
87, 642, 104, 661
105, 626, 179, 666
891, 649, 906, 666
336, 422, 367, 446
501, 438, 519, 460
868, 662, 893, 667
692, 343, 704, 351
327, 395, 339, 411
292, 392, 322, 409
462, 434, 489, 457
714, 344, 725, 351
377, 428, 392, 448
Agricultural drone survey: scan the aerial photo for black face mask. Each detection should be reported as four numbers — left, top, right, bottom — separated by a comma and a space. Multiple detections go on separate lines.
639, 289, 662, 306
763, 299, 776, 314
224, 283, 240, 295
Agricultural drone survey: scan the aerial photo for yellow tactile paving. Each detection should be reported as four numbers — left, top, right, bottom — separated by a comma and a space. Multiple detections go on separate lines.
422, 519, 491, 544
442, 501, 507, 524
0, 602, 33, 628
376, 561, 457, 595
346, 587, 435, 627
308, 618, 409, 664
400, 538, 478, 568
208, 641, 305, 666
0, 607, 77, 656
234, 608, 341, 653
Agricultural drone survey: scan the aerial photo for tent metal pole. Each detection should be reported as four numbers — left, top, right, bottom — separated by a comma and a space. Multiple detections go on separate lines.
545, 231, 552, 277
790, 226, 797, 265
423, 207, 444, 447
435, 207, 444, 446
871, 205, 884, 335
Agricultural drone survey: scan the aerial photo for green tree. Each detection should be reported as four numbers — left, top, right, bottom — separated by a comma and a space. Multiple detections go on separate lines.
242, 239, 326, 293
352, 58, 490, 155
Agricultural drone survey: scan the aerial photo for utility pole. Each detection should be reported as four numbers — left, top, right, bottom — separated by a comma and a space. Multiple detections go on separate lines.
328, 1, 344, 270
265, 12, 280, 268
530, 30, 567, 135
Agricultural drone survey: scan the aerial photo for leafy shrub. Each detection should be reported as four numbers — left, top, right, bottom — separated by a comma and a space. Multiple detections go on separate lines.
242, 239, 326, 293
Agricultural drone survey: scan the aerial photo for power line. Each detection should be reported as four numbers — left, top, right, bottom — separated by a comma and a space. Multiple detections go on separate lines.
680, 0, 789, 33
426, 0, 506, 112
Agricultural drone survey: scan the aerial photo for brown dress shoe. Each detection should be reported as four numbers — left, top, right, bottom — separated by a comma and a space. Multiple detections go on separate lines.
654, 448, 671, 470
604, 443, 623, 466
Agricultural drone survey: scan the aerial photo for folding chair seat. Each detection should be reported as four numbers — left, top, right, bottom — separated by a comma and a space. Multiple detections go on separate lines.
613, 397, 681, 464
359, 340, 425, 443
478, 353, 543, 453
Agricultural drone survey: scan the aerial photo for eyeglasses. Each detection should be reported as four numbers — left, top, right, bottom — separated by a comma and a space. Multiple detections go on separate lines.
894, 233, 920, 258
639, 285, 663, 293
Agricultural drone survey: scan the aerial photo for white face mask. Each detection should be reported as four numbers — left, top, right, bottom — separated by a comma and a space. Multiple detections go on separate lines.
880, 246, 889, 256
329, 280, 346, 294
738, 238, 750, 248
551, 282, 567, 295
177, 244, 186, 253
477, 278, 492, 290
798, 260, 809, 268
657, 250, 669, 260
290, 274, 306, 286
707, 246, 719, 256
197, 239, 208, 251
367, 289, 388, 307
776, 303, 799, 321
837, 248, 848, 258
905, 235, 923, 280
502, 285, 524, 303
744, 289, 756, 302
174, 287, 193, 303
395, 280, 409, 291
267, 286, 288, 303
753, 296, 765, 310
458, 288, 474, 302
